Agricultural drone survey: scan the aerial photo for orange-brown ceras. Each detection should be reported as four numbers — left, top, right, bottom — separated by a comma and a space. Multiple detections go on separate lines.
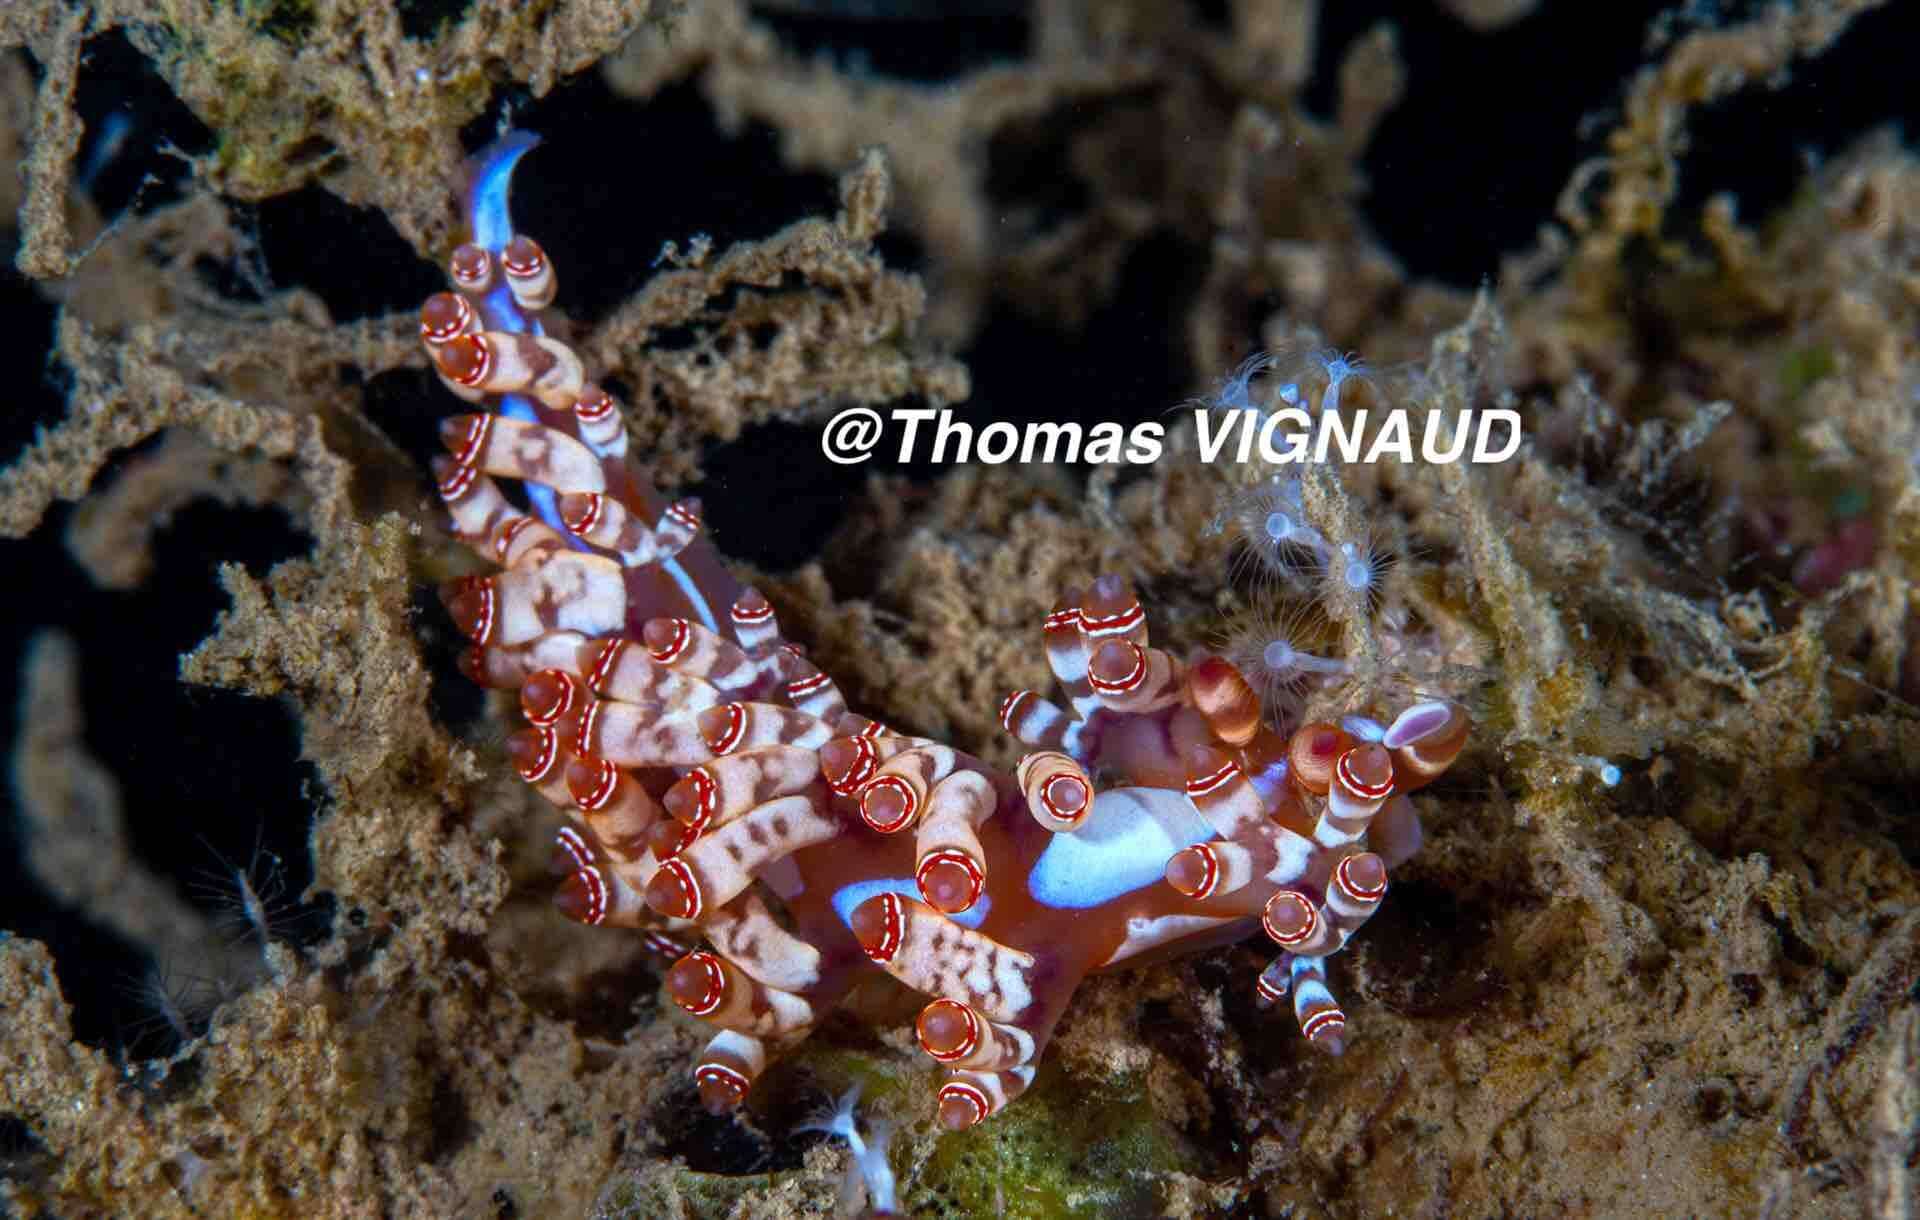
422, 132, 1471, 1133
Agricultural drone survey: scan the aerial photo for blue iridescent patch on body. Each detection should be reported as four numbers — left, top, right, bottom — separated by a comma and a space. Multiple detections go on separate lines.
1027, 787, 1215, 910
463, 132, 575, 538
468, 131, 540, 259
832, 877, 991, 930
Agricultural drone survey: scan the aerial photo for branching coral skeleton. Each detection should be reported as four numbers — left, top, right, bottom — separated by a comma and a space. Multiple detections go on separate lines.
420, 132, 1470, 1131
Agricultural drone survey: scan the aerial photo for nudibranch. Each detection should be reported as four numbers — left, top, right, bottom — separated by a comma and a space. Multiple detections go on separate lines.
420, 133, 1470, 1132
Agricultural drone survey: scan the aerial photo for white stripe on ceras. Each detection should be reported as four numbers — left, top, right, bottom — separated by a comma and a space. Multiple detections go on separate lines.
1014, 750, 1091, 832
552, 833, 595, 922
1168, 841, 1242, 898
655, 500, 701, 552
645, 617, 759, 692
520, 668, 581, 727
778, 649, 848, 724
512, 725, 568, 790
1318, 748, 1395, 847
1289, 955, 1346, 1047
1041, 599, 1092, 691
998, 689, 1069, 750
472, 630, 588, 689
482, 551, 626, 646
659, 794, 840, 918
861, 894, 1036, 1024
821, 733, 913, 796
456, 332, 586, 410
1254, 954, 1292, 1007
559, 493, 703, 568
441, 411, 491, 476
449, 413, 606, 495
570, 757, 662, 864
701, 704, 833, 756
557, 492, 612, 545
918, 999, 1035, 1071
489, 513, 566, 568
701, 892, 824, 993
1262, 890, 1338, 957
461, 577, 498, 646
553, 827, 647, 927
435, 454, 483, 502
671, 950, 816, 1039
1086, 640, 1147, 695
693, 1029, 767, 1105
640, 929, 690, 961
501, 235, 556, 310
1171, 819, 1317, 901
437, 458, 513, 541
1323, 854, 1388, 938
448, 243, 494, 294
577, 638, 719, 719
1078, 598, 1146, 644
618, 499, 703, 568
433, 365, 487, 404
419, 291, 476, 345
941, 1065, 1035, 1127
728, 590, 782, 655
858, 745, 960, 835
1088, 641, 1182, 714
1183, 752, 1266, 838
672, 746, 820, 829
571, 384, 627, 457
913, 770, 997, 912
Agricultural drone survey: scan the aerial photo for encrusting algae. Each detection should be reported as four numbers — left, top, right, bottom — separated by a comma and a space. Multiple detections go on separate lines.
3, 2, 1919, 1218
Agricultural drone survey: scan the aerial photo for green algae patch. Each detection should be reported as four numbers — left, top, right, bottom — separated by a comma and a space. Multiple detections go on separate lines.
907, 1066, 1188, 1220
1779, 345, 1838, 405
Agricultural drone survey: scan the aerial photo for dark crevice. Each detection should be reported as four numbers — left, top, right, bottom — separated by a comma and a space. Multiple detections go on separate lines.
253, 186, 446, 322
961, 227, 1192, 433
1345, 877, 1501, 1020
397, 0, 473, 41
985, 104, 1103, 238
654, 1063, 826, 1176
465, 76, 841, 328
1668, 3, 1920, 231
656, 1094, 778, 1175
424, 1072, 478, 1164
415, 582, 491, 734
698, 421, 861, 571
0, 493, 316, 1054
73, 28, 211, 219
1309, 0, 1674, 288
363, 368, 453, 480
516, 954, 664, 1045
0, 1113, 54, 1199
1313, 2, 1920, 288
0, 263, 64, 468
753, 4, 1028, 83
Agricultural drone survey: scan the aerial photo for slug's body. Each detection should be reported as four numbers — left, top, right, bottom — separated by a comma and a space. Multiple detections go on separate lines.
422, 133, 1469, 1131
